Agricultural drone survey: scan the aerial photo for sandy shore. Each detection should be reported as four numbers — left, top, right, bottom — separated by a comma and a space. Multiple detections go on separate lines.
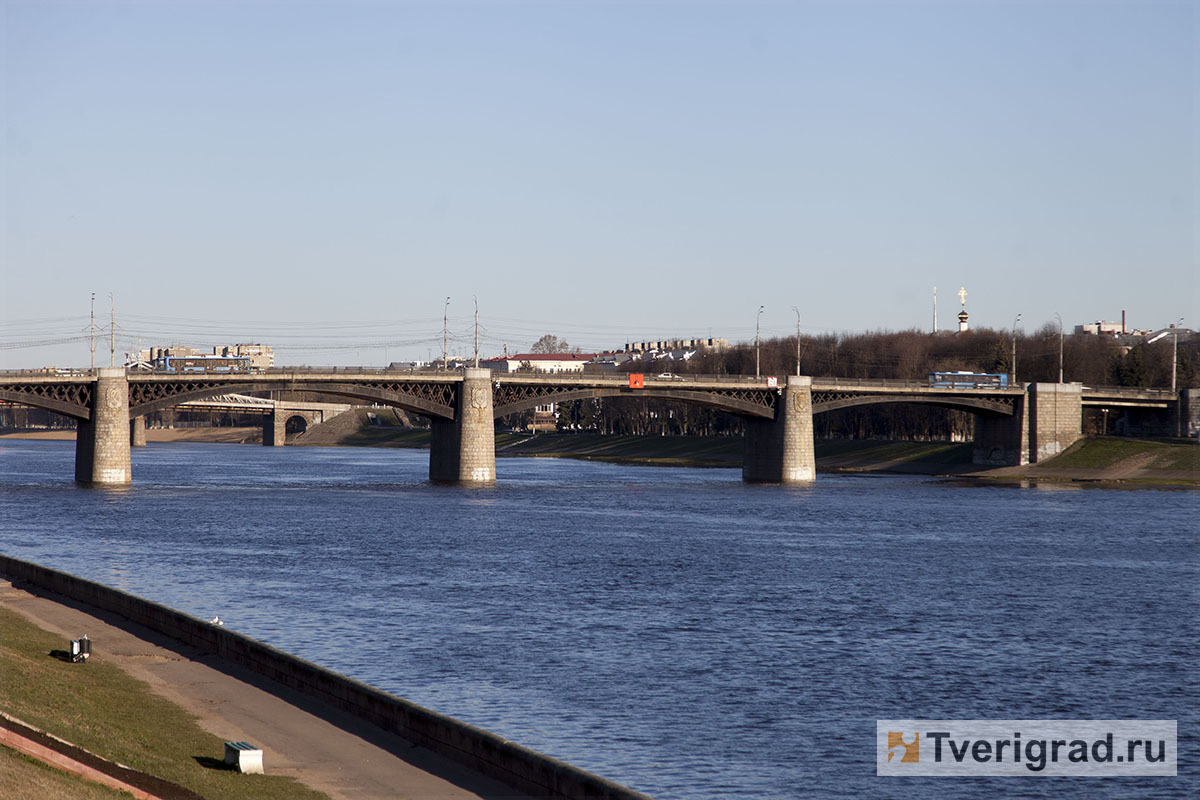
1, 427, 261, 443
0, 578, 526, 800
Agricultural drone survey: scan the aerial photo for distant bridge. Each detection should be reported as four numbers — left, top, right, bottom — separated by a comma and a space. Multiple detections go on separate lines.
0, 368, 1189, 485
161, 394, 354, 446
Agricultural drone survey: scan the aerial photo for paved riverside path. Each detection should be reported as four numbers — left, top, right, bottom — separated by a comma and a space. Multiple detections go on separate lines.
0, 579, 531, 800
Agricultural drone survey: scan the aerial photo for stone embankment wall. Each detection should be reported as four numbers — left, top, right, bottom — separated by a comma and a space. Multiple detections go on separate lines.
0, 555, 653, 800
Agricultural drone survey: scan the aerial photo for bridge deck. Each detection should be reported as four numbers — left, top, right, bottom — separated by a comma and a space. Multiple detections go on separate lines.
0, 369, 1179, 418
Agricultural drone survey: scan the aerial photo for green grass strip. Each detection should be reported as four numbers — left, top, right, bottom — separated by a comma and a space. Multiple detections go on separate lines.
1041, 437, 1199, 471
0, 608, 327, 800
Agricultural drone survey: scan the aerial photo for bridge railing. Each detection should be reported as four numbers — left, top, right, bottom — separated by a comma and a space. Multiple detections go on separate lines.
811, 376, 991, 390
1080, 385, 1177, 398
0, 369, 93, 377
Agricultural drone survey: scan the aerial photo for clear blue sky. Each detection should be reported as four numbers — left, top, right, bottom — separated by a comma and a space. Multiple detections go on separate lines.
1, 1, 1195, 367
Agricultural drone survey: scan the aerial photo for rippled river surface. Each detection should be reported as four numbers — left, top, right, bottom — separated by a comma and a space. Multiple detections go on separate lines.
1, 439, 1196, 798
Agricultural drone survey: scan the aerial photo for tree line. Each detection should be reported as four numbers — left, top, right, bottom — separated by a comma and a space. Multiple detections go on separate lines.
542, 327, 1196, 440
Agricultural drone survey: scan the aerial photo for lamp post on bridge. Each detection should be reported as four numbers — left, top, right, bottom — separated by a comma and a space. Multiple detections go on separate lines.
1054, 311, 1064, 383
792, 306, 801, 377
1172, 317, 1184, 394
1011, 313, 1021, 385
755, 305, 764, 378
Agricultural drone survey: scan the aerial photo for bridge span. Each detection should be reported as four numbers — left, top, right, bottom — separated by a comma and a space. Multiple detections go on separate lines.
153, 394, 356, 446
0, 368, 1188, 485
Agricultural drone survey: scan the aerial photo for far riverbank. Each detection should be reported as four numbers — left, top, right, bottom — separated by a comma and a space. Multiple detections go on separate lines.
2, 423, 1196, 487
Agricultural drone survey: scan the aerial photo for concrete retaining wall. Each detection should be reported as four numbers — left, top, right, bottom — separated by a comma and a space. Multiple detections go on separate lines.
0, 555, 653, 800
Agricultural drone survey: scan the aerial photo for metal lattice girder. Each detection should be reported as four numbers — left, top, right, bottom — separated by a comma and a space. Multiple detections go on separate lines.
491, 380, 778, 419
127, 376, 459, 419
0, 380, 94, 420
811, 390, 1017, 416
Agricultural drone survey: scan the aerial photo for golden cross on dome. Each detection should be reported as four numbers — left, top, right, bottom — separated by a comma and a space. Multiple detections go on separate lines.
958, 287, 968, 309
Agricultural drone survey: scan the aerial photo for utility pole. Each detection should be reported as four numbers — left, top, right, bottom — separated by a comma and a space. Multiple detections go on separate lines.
1054, 311, 1064, 383
792, 306, 801, 376
1011, 313, 1021, 385
108, 292, 115, 367
932, 286, 937, 334
89, 293, 96, 371
755, 305, 764, 378
442, 296, 450, 370
473, 294, 479, 369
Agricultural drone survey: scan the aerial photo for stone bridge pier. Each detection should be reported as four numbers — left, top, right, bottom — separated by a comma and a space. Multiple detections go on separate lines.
130, 416, 147, 447
743, 376, 816, 483
973, 382, 1083, 466
75, 368, 131, 484
430, 368, 496, 484
262, 407, 336, 447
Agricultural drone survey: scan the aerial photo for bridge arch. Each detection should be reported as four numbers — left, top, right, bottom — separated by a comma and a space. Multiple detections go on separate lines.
129, 380, 456, 421
492, 387, 777, 421
812, 395, 1016, 416
0, 389, 91, 421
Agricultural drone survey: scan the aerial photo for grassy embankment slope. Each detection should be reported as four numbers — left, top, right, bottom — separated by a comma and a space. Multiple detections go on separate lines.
0, 607, 327, 800
1, 749, 132, 800
1039, 437, 1198, 471
1013, 436, 1199, 487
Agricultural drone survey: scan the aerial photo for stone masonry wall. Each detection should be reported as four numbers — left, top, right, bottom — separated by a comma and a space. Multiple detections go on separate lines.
129, 416, 147, 447
262, 412, 286, 446
1183, 389, 1200, 440
74, 368, 131, 484
743, 376, 815, 483
429, 368, 495, 484
1028, 382, 1083, 462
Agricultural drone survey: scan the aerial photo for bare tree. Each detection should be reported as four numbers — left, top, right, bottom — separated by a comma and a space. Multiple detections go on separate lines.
530, 334, 571, 354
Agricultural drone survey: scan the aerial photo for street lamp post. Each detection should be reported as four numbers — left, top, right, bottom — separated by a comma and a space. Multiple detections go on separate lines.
1172, 318, 1184, 394
755, 305, 764, 378
473, 294, 479, 369
792, 306, 801, 377
442, 296, 450, 369
1011, 313, 1021, 385
1054, 311, 1064, 383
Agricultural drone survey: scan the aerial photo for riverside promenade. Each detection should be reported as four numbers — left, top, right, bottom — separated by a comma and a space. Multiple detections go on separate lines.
0, 576, 529, 800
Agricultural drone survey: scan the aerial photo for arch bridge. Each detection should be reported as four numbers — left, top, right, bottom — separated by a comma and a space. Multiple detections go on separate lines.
0, 368, 1182, 485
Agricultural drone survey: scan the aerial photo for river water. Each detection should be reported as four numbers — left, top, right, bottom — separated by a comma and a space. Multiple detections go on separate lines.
1, 439, 1195, 799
